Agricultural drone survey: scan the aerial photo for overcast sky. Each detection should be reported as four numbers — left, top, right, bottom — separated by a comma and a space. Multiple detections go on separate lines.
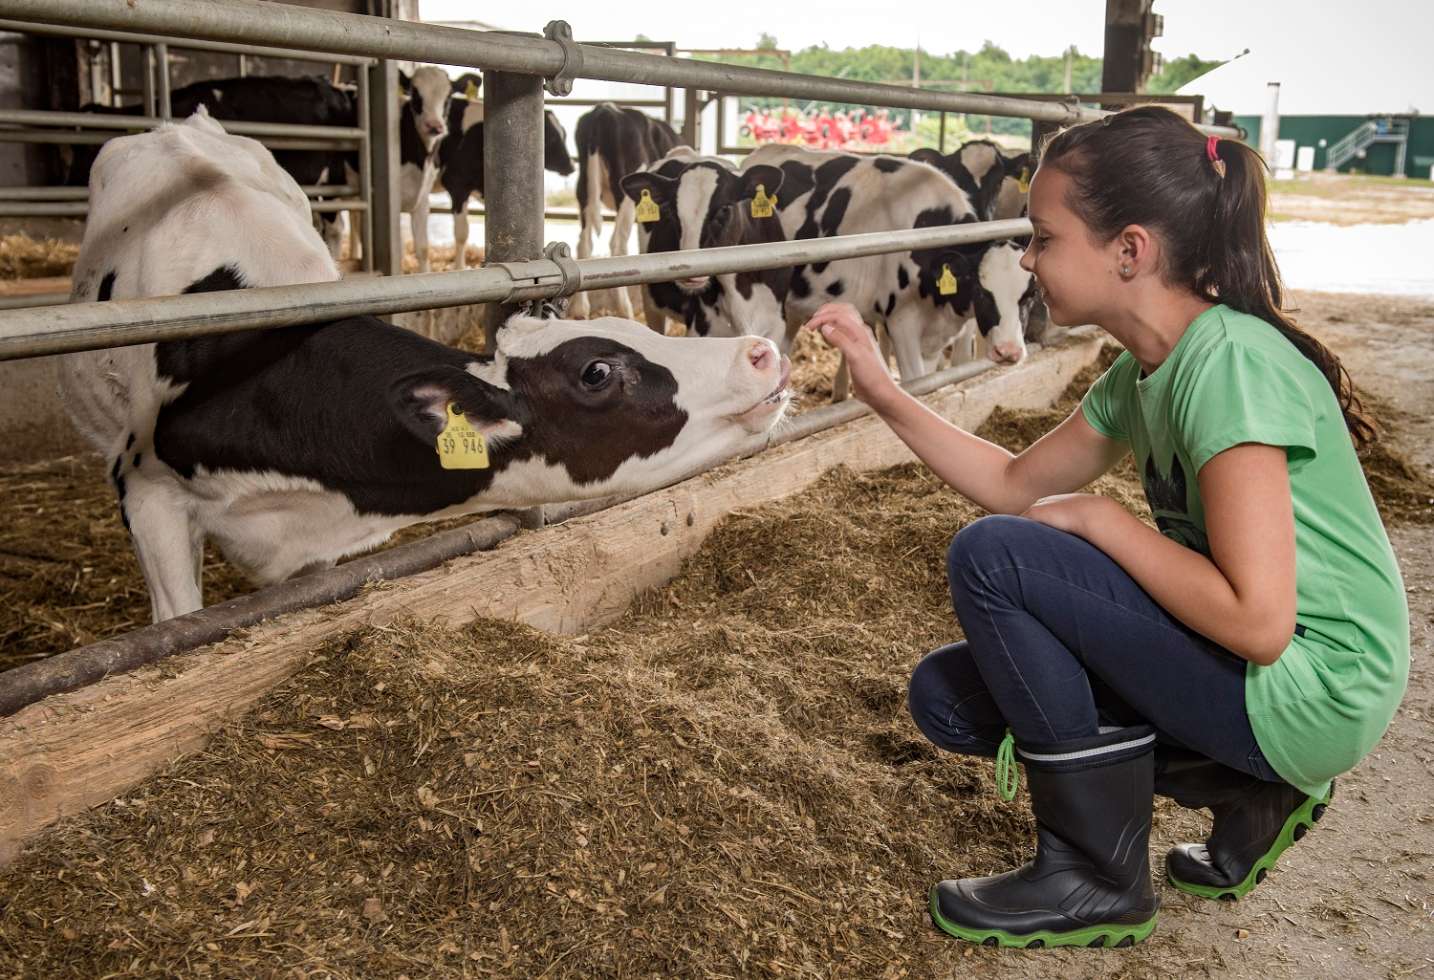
419, 0, 1431, 70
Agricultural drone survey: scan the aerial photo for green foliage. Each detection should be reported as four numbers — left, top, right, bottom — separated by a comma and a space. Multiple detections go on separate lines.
1145, 53, 1223, 94
697, 37, 1221, 141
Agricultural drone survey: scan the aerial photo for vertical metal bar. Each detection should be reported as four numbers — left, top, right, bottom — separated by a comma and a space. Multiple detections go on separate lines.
155, 42, 171, 120
367, 59, 401, 278
682, 86, 700, 149
142, 45, 156, 117
238, 51, 248, 77
481, 68, 546, 352
356, 65, 374, 273
108, 40, 121, 107
938, 110, 946, 153
663, 41, 676, 128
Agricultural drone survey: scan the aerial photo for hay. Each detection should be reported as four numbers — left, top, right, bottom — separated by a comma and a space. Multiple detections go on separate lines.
0, 463, 1041, 977
0, 457, 251, 673
0, 233, 77, 281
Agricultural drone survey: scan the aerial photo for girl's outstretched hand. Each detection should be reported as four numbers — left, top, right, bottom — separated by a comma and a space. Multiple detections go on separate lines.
803, 302, 901, 411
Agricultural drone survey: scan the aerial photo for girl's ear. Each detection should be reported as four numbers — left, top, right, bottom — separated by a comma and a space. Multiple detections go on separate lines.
1116, 223, 1157, 276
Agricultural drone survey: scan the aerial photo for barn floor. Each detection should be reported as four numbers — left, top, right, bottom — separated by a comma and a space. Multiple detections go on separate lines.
0, 290, 1430, 977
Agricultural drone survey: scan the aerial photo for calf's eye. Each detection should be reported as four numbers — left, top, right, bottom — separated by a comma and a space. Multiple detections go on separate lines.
581, 360, 614, 389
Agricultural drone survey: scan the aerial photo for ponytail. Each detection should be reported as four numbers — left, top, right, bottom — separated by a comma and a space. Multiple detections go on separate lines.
1041, 107, 1377, 450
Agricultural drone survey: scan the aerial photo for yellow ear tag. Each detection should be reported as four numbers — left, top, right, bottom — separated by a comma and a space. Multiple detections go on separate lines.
1017, 167, 1031, 194
937, 264, 958, 296
436, 403, 490, 470
750, 183, 777, 218
464, 79, 480, 101
636, 188, 661, 224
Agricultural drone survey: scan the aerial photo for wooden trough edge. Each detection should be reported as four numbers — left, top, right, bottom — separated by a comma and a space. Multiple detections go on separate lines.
0, 329, 1106, 864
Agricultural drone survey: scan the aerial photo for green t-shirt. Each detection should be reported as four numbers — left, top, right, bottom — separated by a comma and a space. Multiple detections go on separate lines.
1081, 304, 1409, 796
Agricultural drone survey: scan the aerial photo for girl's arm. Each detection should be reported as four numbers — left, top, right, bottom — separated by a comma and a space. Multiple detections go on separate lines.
1032, 444, 1298, 665
805, 302, 1128, 514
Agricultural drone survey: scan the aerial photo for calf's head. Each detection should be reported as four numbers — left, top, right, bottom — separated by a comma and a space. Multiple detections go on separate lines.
392, 315, 792, 506
401, 66, 453, 149
620, 160, 784, 295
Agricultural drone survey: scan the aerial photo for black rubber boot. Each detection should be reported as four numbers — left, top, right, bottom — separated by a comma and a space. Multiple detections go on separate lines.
1155, 749, 1332, 901
929, 726, 1160, 948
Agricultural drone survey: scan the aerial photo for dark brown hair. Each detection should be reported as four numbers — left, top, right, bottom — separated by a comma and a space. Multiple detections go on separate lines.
1039, 106, 1376, 449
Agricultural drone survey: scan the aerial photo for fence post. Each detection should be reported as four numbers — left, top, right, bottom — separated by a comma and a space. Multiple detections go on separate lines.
481, 68, 546, 352
682, 86, 701, 149
155, 43, 171, 120
366, 59, 402, 278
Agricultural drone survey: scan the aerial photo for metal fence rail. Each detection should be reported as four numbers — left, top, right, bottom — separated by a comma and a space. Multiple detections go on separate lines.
4, 0, 1238, 136
0, 219, 1033, 360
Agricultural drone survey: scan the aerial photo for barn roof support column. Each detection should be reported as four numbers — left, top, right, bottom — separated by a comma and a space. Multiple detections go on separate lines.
481, 64, 546, 353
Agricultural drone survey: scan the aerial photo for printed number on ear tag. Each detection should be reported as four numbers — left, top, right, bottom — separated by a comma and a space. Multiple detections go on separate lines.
1018, 167, 1031, 194
937, 264, 958, 296
436, 403, 490, 470
636, 189, 661, 223
750, 184, 777, 218
464, 79, 480, 101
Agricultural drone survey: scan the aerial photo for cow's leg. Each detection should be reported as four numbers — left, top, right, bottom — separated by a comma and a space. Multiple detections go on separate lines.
412, 191, 431, 273
344, 162, 363, 262
123, 471, 203, 622
452, 199, 470, 271
885, 307, 930, 384
833, 355, 851, 403
571, 156, 600, 319
320, 213, 343, 260
607, 198, 637, 319
641, 287, 668, 335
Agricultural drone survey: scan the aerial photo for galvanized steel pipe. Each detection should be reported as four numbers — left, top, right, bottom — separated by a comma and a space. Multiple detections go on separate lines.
0, 219, 1034, 360
0, 0, 1241, 134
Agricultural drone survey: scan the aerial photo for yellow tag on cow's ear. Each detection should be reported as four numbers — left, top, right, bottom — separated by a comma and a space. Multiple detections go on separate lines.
436, 403, 490, 470
464, 79, 480, 101
750, 183, 776, 218
1017, 167, 1031, 193
937, 264, 959, 296
636, 188, 661, 223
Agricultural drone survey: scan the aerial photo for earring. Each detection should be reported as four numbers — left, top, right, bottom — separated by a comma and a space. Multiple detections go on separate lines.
1120, 265, 1132, 278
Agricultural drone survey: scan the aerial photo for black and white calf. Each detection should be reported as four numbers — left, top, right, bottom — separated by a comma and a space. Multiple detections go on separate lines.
629, 142, 1036, 396
64, 74, 362, 259
620, 147, 793, 349
400, 67, 574, 271
570, 103, 684, 318
909, 139, 1032, 221
60, 111, 791, 622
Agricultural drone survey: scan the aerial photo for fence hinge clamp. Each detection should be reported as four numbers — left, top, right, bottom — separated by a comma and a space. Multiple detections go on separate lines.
543, 21, 582, 98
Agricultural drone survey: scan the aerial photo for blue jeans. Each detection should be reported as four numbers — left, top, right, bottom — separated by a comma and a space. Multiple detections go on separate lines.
909, 515, 1283, 782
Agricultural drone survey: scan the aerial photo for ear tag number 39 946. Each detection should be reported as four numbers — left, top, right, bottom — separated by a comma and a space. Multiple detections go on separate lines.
436, 403, 490, 470
636, 189, 661, 223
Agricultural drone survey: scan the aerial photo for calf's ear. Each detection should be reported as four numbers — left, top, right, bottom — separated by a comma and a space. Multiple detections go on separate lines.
620, 170, 678, 205
908, 147, 945, 167
736, 164, 783, 201
389, 366, 525, 447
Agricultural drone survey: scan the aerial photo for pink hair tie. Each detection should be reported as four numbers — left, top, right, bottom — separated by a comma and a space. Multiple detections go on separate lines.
1206, 135, 1227, 179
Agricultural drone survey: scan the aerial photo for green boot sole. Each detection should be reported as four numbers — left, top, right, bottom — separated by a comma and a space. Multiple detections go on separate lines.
927, 885, 1159, 949
1166, 782, 1334, 901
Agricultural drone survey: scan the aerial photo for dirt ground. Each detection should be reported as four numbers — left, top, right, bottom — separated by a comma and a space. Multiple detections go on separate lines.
0, 290, 1430, 977
1267, 173, 1434, 226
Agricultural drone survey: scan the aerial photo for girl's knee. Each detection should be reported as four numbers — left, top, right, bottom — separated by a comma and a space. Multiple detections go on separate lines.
947, 515, 1034, 580
908, 644, 1003, 757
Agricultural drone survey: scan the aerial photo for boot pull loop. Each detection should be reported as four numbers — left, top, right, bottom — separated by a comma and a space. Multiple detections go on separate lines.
995, 729, 1019, 802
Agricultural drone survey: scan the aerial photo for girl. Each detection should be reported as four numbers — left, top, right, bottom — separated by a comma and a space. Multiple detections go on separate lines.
806, 107, 1409, 950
